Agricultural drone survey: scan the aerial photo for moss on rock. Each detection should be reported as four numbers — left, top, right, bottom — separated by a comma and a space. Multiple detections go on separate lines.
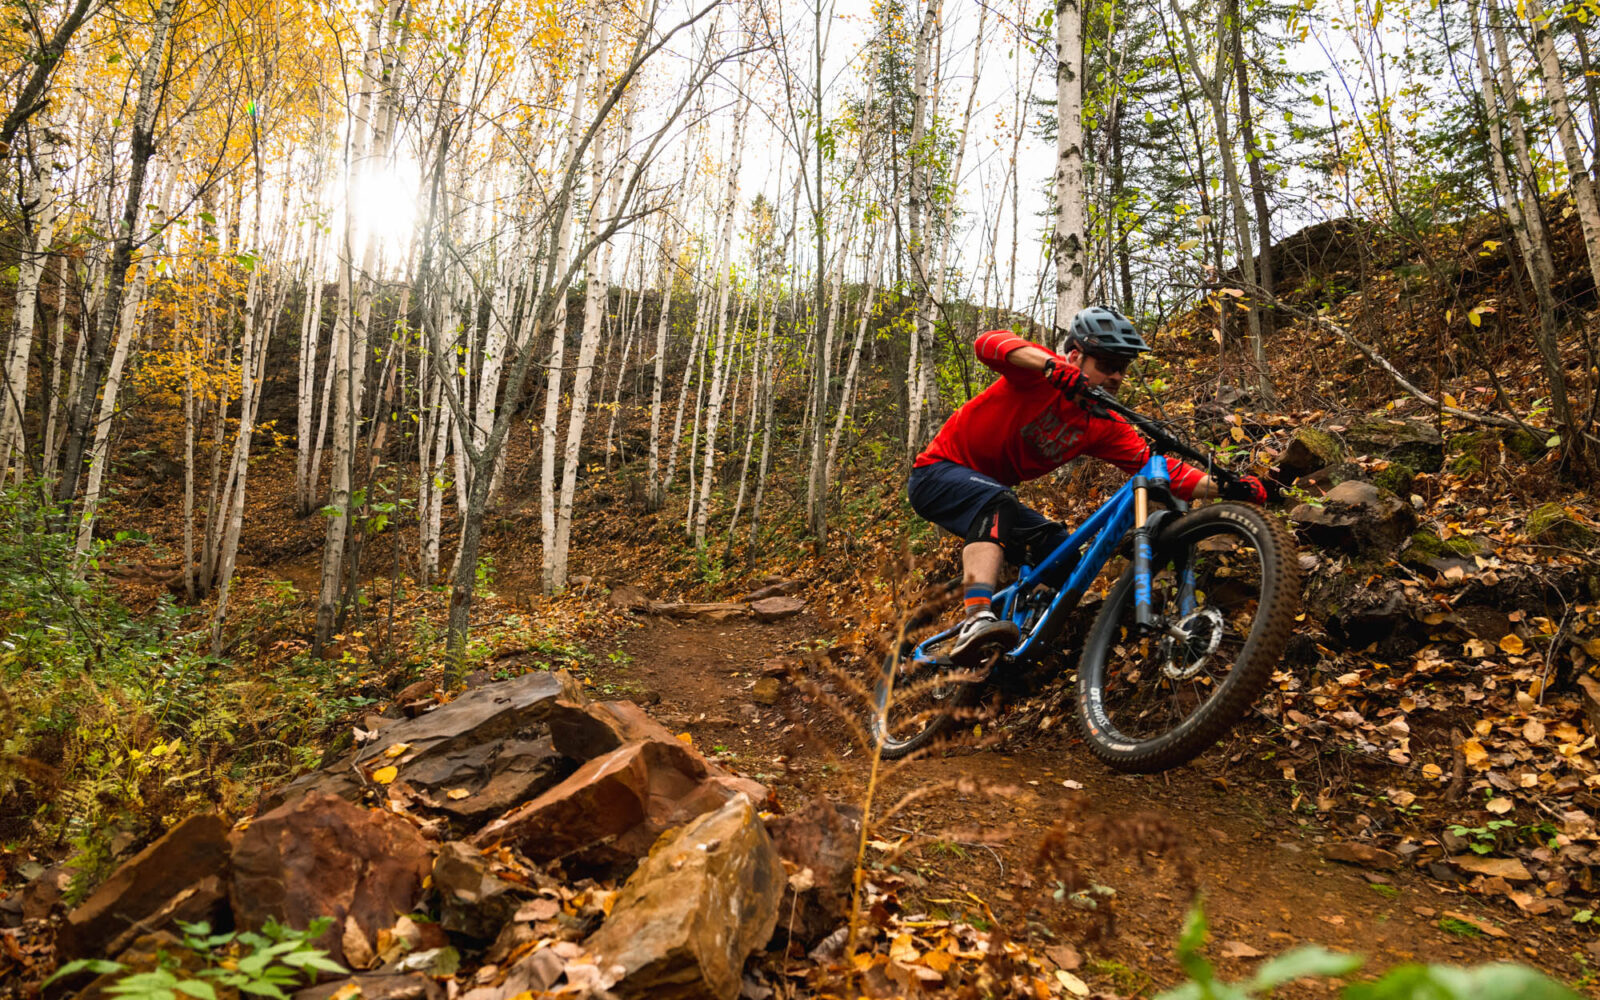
1402, 529, 1478, 566
1372, 462, 1416, 496
1526, 502, 1596, 548
1345, 417, 1444, 472
1449, 453, 1484, 476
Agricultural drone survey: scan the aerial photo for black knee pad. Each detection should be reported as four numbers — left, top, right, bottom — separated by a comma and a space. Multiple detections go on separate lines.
965, 492, 1028, 565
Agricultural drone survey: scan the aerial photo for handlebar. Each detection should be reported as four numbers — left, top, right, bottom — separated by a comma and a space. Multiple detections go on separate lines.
1075, 385, 1242, 487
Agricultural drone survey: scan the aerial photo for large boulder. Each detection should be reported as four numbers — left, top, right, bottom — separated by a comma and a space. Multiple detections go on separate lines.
231, 792, 433, 970
470, 739, 765, 873
582, 795, 785, 1000
1289, 480, 1416, 554
265, 670, 566, 813
763, 798, 861, 946
1342, 416, 1444, 472
58, 814, 231, 960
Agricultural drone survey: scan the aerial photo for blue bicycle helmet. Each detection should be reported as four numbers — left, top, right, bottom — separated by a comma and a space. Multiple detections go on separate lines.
1063, 305, 1149, 360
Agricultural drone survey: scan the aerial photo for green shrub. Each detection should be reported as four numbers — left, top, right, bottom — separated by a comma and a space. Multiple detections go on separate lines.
45, 917, 344, 1000
1156, 901, 1578, 1000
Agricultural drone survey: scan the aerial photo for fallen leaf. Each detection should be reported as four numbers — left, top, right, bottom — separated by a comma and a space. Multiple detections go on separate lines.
1499, 634, 1526, 655
446, 788, 471, 800
1220, 940, 1262, 959
1462, 738, 1488, 768
1387, 788, 1416, 807
923, 950, 955, 973
1485, 797, 1513, 815
1422, 763, 1444, 780
1055, 970, 1090, 996
383, 742, 411, 759
342, 916, 375, 969
1449, 855, 1532, 881
371, 765, 398, 785
676, 732, 693, 744
1044, 944, 1081, 971
1523, 720, 1546, 744
1061, 779, 1083, 790
889, 933, 919, 964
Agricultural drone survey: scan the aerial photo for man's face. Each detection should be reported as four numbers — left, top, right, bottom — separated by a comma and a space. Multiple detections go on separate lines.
1066, 348, 1130, 395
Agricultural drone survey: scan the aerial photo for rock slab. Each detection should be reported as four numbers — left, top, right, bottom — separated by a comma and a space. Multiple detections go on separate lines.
266, 670, 564, 811
231, 792, 434, 970
1289, 480, 1416, 554
750, 597, 805, 623
584, 795, 785, 1000
59, 814, 231, 959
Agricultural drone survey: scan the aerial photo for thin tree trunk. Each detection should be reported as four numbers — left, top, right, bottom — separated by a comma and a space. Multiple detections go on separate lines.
1053, 0, 1087, 339
539, 15, 598, 592
1524, 0, 1600, 300
55, 0, 178, 506
0, 131, 59, 476
1473, 3, 1584, 471
645, 227, 677, 510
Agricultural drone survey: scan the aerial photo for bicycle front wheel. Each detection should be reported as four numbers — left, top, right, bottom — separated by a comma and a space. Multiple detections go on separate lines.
1075, 502, 1299, 773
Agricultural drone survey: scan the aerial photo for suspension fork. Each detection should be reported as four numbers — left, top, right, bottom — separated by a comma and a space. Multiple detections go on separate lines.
1131, 478, 1158, 632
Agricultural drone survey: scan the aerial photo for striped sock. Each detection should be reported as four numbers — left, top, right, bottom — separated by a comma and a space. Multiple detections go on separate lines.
963, 584, 993, 617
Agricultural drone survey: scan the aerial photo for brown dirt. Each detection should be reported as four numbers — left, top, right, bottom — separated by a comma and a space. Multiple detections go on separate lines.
592, 610, 1599, 996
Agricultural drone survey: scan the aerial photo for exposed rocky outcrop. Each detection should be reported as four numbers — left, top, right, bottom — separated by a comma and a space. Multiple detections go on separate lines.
50, 666, 791, 1000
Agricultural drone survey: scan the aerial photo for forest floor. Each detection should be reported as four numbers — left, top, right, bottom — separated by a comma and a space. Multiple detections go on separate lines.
569, 604, 1599, 995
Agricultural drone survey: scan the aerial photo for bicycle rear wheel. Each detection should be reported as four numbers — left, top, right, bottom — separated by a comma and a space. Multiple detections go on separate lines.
1075, 503, 1299, 773
872, 630, 989, 760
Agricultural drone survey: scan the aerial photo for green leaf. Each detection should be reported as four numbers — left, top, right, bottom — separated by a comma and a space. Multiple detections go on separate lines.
175, 981, 218, 1000
1174, 901, 1212, 984
237, 983, 289, 1000
43, 958, 126, 986
1249, 946, 1362, 991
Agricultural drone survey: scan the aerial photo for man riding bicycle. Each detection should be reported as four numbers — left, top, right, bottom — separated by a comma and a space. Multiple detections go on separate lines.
907, 305, 1268, 666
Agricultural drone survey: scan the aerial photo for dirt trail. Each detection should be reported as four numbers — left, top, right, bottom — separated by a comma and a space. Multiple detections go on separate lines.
595, 612, 1589, 994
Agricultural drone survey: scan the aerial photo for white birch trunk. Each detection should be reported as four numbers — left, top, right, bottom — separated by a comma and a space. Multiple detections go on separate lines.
0, 132, 59, 478
1054, 0, 1087, 336
1524, 0, 1600, 298
539, 16, 598, 592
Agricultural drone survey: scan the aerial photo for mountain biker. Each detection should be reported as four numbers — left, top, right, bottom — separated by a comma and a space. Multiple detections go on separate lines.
907, 305, 1268, 665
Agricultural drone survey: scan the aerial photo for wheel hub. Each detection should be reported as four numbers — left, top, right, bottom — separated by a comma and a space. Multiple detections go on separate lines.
1160, 608, 1224, 680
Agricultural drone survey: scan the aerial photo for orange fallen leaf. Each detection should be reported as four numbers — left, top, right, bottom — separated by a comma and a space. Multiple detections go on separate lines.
1498, 634, 1526, 655
383, 742, 410, 759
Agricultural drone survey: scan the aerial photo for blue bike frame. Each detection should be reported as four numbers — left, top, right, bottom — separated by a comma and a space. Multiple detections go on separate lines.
908, 453, 1191, 668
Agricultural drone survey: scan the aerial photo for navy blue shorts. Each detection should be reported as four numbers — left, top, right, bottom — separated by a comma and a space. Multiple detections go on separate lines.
907, 461, 1060, 548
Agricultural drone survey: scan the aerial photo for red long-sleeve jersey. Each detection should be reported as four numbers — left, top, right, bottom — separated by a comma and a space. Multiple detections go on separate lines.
913, 330, 1205, 498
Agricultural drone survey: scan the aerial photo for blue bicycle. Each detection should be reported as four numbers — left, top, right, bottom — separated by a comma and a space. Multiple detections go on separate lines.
874, 386, 1301, 772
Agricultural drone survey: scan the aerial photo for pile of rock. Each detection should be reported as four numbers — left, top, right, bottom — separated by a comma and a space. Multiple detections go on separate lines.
47, 671, 857, 1000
